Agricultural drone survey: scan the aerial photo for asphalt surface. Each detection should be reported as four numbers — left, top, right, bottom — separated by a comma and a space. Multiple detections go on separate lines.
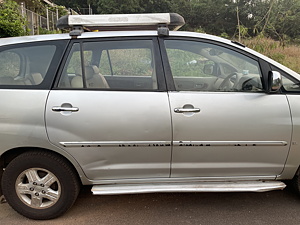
1, 184, 300, 225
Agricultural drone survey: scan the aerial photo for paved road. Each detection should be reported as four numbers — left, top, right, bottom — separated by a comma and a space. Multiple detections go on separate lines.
1, 184, 300, 225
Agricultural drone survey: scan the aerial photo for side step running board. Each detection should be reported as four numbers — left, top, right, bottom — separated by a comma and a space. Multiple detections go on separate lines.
92, 181, 286, 195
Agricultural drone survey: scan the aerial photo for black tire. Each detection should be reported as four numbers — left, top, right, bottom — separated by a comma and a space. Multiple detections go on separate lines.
1, 150, 80, 220
292, 173, 300, 194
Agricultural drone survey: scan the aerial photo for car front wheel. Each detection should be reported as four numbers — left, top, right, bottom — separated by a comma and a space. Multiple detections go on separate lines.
1, 150, 80, 220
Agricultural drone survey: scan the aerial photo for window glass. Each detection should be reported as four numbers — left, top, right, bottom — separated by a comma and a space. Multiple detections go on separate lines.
0, 45, 56, 85
167, 48, 216, 78
281, 75, 300, 92
59, 43, 81, 88
0, 52, 20, 78
282, 76, 299, 91
100, 48, 153, 76
165, 40, 263, 92
270, 65, 300, 92
58, 40, 157, 90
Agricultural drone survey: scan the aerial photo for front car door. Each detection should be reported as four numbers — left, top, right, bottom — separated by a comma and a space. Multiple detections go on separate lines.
162, 38, 292, 178
46, 38, 172, 180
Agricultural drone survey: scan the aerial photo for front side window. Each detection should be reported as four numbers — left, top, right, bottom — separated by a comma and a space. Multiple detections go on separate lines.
0, 45, 56, 86
282, 76, 300, 92
270, 65, 300, 93
58, 40, 158, 90
165, 40, 263, 92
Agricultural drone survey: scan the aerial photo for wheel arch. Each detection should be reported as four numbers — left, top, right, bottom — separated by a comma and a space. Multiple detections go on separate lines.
0, 147, 88, 196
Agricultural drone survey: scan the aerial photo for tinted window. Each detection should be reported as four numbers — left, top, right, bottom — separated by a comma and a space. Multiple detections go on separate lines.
0, 45, 56, 86
165, 40, 263, 92
270, 65, 300, 93
100, 48, 153, 76
58, 40, 158, 90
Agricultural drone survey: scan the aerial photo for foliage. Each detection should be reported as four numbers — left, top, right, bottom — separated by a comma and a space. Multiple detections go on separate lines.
220, 32, 230, 39
243, 37, 300, 73
14, 0, 45, 15
42, 0, 300, 48
38, 27, 62, 35
89, 0, 142, 14
48, 5, 68, 17
0, 0, 28, 38
58, 0, 298, 44
52, 0, 97, 14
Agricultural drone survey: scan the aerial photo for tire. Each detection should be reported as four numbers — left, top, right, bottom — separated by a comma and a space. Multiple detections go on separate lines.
1, 150, 80, 220
292, 173, 300, 194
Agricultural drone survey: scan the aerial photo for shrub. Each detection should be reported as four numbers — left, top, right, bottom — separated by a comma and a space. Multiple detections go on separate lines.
0, 0, 28, 37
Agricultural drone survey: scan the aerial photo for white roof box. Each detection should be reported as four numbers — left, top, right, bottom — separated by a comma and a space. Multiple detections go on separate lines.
57, 13, 185, 32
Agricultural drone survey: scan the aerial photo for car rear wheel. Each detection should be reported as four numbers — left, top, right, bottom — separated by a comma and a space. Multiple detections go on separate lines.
1, 150, 80, 220
292, 172, 300, 194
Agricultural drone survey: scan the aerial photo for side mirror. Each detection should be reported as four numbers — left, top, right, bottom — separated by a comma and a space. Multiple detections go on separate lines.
268, 71, 282, 93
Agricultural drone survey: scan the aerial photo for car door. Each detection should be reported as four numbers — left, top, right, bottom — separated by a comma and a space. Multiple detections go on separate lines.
162, 38, 292, 178
45, 38, 172, 180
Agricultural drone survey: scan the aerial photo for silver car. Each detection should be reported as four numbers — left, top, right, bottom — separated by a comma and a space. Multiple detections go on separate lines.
1, 13, 300, 220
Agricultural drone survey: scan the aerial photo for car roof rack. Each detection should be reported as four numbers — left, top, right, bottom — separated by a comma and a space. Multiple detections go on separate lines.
56, 13, 185, 38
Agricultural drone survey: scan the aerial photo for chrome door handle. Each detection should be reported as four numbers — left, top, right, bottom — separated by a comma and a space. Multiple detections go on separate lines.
52, 107, 79, 112
174, 108, 200, 113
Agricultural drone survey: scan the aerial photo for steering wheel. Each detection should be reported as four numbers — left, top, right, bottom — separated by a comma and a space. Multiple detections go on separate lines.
218, 72, 241, 91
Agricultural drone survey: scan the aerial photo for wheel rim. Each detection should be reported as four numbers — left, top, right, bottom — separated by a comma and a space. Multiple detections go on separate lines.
15, 168, 61, 209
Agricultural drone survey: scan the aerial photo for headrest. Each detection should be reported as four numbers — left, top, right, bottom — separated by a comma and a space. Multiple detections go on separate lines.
85, 65, 100, 79
31, 73, 43, 85
75, 65, 100, 79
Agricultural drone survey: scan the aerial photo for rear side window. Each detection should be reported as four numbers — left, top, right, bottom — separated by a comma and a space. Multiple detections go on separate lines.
0, 52, 20, 78
58, 39, 160, 90
0, 40, 68, 88
100, 48, 153, 77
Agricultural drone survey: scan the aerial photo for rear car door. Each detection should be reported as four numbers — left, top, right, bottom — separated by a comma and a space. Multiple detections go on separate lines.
45, 38, 172, 180
0, 40, 67, 152
161, 38, 292, 178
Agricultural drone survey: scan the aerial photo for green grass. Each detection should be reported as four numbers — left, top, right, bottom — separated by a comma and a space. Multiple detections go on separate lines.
242, 37, 300, 73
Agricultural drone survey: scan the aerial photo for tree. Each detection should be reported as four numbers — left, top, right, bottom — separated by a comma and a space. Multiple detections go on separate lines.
249, 0, 300, 44
0, 0, 28, 38
140, 0, 173, 13
52, 0, 95, 14
180, 0, 237, 35
89, 0, 143, 14
14, 0, 45, 14
52, 0, 300, 42
267, 0, 300, 44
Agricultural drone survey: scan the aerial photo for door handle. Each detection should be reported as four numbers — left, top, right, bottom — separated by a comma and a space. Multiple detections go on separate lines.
174, 108, 200, 113
52, 107, 79, 112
